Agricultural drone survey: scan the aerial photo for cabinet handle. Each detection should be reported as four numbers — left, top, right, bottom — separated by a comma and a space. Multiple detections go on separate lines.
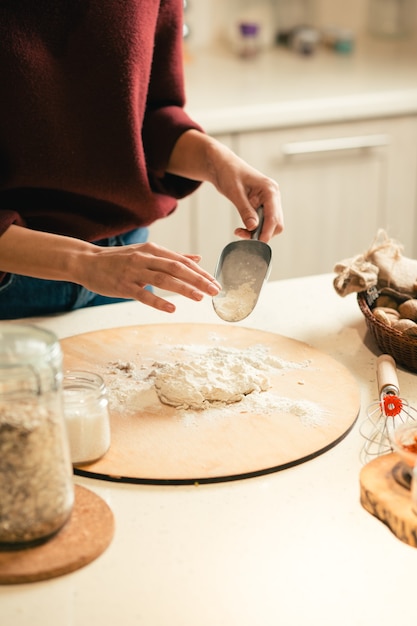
281, 134, 390, 156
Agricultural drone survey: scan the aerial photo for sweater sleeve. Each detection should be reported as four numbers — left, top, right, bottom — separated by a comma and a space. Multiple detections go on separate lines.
0, 210, 26, 237
141, 0, 204, 199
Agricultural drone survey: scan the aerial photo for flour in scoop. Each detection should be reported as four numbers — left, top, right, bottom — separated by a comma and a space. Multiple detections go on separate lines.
214, 250, 268, 321
214, 281, 258, 322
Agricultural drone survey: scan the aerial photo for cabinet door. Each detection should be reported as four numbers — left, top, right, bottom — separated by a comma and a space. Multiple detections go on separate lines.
148, 195, 194, 254
237, 117, 417, 280
148, 134, 234, 294
191, 134, 237, 275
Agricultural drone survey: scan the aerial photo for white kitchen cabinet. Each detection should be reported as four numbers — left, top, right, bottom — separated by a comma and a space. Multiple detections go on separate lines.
148, 195, 193, 255
149, 117, 417, 284
236, 116, 417, 280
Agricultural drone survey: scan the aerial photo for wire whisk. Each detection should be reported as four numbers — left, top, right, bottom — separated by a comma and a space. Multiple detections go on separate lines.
360, 354, 417, 464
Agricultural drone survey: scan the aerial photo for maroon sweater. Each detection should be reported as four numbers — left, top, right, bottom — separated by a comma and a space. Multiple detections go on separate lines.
0, 0, 203, 242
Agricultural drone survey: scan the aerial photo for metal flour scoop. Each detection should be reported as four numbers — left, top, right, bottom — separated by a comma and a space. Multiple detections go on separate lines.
212, 206, 272, 322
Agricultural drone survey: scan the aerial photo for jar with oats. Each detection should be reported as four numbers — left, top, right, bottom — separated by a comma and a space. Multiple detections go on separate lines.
0, 323, 74, 548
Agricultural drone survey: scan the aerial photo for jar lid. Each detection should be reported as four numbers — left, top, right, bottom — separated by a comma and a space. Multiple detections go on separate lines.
0, 323, 60, 367
239, 22, 260, 37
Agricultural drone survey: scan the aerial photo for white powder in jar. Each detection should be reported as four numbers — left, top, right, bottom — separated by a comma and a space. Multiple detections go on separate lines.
64, 393, 111, 464
63, 372, 111, 465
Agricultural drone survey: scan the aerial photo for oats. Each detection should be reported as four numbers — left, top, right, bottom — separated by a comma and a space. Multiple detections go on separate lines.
0, 401, 74, 546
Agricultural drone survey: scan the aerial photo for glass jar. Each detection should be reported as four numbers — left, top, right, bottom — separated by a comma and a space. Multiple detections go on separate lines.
238, 22, 261, 59
0, 323, 74, 548
63, 370, 111, 465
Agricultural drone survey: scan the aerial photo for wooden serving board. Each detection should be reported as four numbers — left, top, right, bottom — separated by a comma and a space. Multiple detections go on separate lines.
360, 453, 417, 548
61, 324, 360, 484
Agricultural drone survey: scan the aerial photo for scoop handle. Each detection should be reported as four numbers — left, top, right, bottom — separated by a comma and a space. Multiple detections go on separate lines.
377, 354, 400, 396
251, 206, 264, 241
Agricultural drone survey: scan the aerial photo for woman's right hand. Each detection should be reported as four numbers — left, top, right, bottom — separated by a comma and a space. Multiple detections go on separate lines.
79, 241, 221, 313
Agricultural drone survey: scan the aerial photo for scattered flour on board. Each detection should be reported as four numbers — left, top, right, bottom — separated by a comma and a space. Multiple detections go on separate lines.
101, 343, 328, 427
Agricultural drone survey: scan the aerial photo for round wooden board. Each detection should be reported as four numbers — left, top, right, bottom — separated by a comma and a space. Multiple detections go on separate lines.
60, 324, 360, 484
360, 453, 417, 548
0, 485, 114, 584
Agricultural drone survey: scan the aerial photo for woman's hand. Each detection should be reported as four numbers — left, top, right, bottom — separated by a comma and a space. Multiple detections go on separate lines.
0, 226, 220, 313
167, 130, 284, 242
83, 242, 221, 313
211, 154, 283, 242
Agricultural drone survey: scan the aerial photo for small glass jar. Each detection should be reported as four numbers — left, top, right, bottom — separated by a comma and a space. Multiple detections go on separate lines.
63, 370, 111, 465
238, 22, 261, 59
0, 324, 74, 548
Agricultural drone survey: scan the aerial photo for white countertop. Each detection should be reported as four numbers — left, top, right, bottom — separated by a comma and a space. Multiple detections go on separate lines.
184, 36, 417, 133
2, 273, 417, 626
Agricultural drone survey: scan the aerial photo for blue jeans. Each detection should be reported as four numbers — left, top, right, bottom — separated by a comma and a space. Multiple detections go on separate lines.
0, 228, 149, 320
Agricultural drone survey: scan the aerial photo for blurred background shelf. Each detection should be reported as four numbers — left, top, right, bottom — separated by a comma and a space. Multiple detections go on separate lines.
150, 0, 417, 282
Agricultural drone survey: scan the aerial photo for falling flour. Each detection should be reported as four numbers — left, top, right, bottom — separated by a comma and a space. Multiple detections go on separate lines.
101, 343, 327, 427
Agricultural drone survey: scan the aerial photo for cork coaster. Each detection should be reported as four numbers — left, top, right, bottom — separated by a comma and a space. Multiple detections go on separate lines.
360, 453, 417, 547
0, 485, 114, 584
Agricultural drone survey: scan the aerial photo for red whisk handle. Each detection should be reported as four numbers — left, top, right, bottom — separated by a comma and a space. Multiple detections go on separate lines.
381, 393, 403, 417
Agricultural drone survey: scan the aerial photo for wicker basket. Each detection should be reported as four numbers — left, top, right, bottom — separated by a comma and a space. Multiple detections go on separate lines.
357, 291, 417, 373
